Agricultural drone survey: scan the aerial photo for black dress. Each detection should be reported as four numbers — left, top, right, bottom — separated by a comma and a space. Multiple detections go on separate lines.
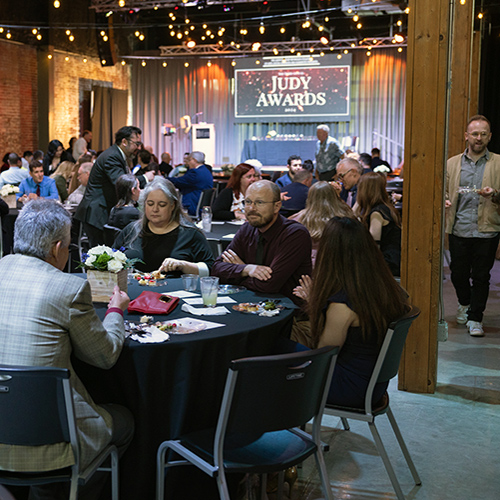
370, 204, 401, 277
325, 291, 388, 408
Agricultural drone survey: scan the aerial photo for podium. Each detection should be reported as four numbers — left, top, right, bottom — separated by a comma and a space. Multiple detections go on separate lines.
192, 123, 215, 166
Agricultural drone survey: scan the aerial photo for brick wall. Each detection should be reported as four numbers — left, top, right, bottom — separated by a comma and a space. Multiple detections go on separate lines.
0, 40, 38, 158
0, 39, 131, 159
51, 51, 130, 147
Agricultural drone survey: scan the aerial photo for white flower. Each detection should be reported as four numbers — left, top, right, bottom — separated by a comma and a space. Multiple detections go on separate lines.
113, 250, 127, 262
85, 255, 97, 266
107, 259, 123, 273
88, 245, 113, 256
0, 184, 20, 197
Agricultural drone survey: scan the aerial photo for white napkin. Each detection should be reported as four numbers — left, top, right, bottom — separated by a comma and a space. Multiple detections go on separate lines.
165, 290, 199, 298
222, 233, 236, 239
183, 297, 236, 305
181, 303, 230, 316
129, 326, 170, 343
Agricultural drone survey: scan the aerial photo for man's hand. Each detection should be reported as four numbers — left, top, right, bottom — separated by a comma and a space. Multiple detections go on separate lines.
234, 210, 246, 220
242, 264, 273, 281
330, 181, 342, 193
280, 191, 291, 201
108, 285, 130, 311
293, 275, 312, 302
221, 249, 245, 265
478, 186, 497, 198
445, 199, 452, 209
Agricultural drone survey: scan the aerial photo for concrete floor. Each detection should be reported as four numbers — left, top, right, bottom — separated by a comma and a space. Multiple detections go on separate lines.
288, 259, 500, 500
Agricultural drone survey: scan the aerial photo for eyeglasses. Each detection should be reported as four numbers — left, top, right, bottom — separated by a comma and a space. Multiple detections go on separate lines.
468, 132, 489, 139
336, 168, 354, 180
243, 199, 277, 208
128, 139, 142, 146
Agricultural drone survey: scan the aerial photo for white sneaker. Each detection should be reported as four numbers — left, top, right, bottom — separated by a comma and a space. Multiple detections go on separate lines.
467, 320, 484, 337
456, 304, 469, 324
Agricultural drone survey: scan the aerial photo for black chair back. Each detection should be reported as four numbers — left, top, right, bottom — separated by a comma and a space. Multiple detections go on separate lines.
195, 188, 216, 217
376, 305, 421, 384
0, 365, 71, 446
224, 346, 338, 438
103, 224, 121, 248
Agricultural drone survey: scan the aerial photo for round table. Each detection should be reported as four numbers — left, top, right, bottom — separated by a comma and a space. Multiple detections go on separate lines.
75, 278, 295, 500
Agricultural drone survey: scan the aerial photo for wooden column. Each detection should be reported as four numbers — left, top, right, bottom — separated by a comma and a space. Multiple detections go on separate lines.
399, 0, 451, 393
448, 1, 480, 156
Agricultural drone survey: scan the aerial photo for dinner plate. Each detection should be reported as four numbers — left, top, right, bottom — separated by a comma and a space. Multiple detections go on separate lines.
154, 319, 207, 334
218, 284, 246, 295
232, 303, 260, 314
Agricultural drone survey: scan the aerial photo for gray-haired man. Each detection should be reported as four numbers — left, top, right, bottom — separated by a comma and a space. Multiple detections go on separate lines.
0, 199, 133, 499
315, 124, 344, 181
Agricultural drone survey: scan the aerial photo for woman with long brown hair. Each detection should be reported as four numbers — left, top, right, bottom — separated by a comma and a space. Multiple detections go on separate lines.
212, 163, 257, 220
355, 171, 402, 276
294, 217, 408, 407
290, 181, 353, 265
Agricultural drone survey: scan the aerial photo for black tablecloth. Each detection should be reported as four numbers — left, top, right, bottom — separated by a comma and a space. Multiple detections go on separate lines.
241, 139, 317, 165
75, 278, 295, 500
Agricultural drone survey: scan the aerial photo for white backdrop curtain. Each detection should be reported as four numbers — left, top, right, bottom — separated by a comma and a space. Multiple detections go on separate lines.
132, 48, 406, 168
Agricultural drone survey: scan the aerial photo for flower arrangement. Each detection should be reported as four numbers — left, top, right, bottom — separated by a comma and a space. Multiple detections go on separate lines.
80, 245, 140, 273
0, 184, 20, 197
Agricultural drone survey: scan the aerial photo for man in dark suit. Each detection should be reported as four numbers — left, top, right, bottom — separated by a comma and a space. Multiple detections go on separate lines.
75, 126, 153, 246
279, 169, 312, 216
170, 151, 213, 216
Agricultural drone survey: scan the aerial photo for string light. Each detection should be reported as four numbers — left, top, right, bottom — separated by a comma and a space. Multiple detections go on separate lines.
141, 60, 147, 67
139, 34, 145, 41
69, 35, 75, 42
280, 27, 285, 34
65, 56, 69, 61
32, 28, 38, 35
207, 61, 212, 67
356, 23, 362, 29
184, 61, 189, 67
118, 0, 125, 7
162, 61, 168, 67
398, 47, 403, 52
353, 14, 359, 22
186, 40, 196, 48
231, 60, 236, 66
405, 7, 410, 14
121, 60, 126, 65
366, 51, 371, 56
337, 54, 342, 59
460, 0, 466, 4
6, 31, 11, 39
101, 59, 106, 64
83, 57, 87, 63
48, 54, 53, 59
37, 34, 42, 40
478, 12, 483, 19
53, 0, 60, 8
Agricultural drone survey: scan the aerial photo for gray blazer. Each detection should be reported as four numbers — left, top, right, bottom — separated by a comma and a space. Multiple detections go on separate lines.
0, 254, 125, 472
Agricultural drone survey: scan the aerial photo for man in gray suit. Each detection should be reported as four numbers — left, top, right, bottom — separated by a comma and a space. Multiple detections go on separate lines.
75, 125, 153, 246
0, 200, 133, 499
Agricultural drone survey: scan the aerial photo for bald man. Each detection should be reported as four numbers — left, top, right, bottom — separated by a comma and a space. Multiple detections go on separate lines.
212, 180, 311, 305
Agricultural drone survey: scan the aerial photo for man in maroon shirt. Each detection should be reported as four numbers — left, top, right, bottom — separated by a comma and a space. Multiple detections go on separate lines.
212, 180, 312, 305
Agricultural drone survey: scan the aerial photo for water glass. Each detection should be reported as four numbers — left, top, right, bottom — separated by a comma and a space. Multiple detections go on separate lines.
202, 206, 212, 232
200, 276, 219, 307
181, 274, 199, 292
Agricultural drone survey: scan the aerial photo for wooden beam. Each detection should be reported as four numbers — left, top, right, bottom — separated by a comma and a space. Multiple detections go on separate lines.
448, 0, 477, 157
399, 0, 451, 393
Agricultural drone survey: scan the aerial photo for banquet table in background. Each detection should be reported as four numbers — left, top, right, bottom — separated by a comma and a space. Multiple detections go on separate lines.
74, 278, 296, 500
241, 139, 317, 165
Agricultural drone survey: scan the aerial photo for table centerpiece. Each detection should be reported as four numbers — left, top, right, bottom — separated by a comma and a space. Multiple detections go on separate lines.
0, 184, 20, 208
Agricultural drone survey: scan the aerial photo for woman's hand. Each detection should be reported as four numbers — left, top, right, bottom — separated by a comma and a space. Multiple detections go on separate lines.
234, 210, 246, 220
160, 258, 186, 273
293, 275, 312, 302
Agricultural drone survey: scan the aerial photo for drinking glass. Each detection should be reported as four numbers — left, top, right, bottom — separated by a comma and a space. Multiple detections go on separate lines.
202, 206, 212, 232
181, 274, 199, 292
200, 276, 219, 307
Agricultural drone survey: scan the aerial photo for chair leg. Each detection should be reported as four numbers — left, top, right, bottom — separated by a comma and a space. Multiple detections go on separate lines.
386, 407, 421, 485
259, 474, 267, 500
368, 422, 406, 500
111, 448, 119, 500
69, 476, 78, 500
341, 417, 350, 431
156, 444, 167, 500
314, 450, 334, 500
277, 470, 285, 500
216, 469, 231, 500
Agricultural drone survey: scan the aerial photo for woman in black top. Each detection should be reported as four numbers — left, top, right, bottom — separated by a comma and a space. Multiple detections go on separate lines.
355, 171, 402, 277
212, 163, 257, 220
114, 177, 214, 275
107, 174, 141, 229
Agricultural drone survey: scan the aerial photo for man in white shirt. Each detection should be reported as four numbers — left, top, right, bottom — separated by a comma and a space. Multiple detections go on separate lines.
66, 162, 93, 205
0, 153, 29, 188
73, 130, 92, 161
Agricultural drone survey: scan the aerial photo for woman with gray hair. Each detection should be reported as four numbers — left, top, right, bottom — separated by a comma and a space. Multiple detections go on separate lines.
114, 177, 214, 275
